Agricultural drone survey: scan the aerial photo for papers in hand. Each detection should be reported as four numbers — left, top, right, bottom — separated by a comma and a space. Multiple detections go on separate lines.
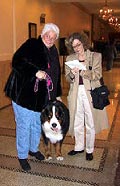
65, 60, 86, 70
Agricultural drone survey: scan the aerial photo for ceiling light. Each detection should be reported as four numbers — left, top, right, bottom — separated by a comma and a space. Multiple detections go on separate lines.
99, 0, 113, 21
109, 16, 118, 26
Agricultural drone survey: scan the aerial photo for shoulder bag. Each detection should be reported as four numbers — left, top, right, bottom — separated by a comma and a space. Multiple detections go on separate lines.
90, 53, 110, 110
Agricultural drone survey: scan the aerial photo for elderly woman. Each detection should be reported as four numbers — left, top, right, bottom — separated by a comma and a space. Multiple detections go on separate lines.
65, 32, 109, 161
4, 23, 62, 171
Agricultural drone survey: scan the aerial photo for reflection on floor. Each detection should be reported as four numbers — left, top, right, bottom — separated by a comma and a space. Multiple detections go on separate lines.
0, 60, 120, 186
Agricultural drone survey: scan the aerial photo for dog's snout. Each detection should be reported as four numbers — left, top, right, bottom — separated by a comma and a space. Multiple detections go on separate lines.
52, 123, 57, 128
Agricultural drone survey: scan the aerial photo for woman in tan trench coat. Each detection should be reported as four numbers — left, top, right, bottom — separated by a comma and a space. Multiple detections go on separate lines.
65, 32, 109, 161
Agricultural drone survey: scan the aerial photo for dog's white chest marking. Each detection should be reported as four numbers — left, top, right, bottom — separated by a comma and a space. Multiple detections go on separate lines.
42, 105, 63, 144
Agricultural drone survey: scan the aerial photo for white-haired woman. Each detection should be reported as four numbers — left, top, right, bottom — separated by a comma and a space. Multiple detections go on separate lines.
4, 23, 62, 171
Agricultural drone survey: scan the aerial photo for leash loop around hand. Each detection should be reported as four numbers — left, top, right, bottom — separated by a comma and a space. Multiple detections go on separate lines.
34, 73, 53, 100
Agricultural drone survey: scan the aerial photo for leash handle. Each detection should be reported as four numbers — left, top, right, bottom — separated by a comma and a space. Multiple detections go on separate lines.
34, 73, 53, 100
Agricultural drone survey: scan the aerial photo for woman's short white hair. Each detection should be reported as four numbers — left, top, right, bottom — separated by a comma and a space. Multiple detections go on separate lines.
41, 23, 60, 39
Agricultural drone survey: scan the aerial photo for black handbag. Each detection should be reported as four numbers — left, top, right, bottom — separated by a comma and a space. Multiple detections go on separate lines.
89, 52, 110, 110
91, 84, 110, 110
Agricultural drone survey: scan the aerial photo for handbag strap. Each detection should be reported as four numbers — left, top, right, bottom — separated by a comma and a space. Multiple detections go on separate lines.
89, 51, 94, 70
89, 52, 104, 86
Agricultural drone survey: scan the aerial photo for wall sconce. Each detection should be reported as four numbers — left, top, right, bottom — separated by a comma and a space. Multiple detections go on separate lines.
40, 13, 46, 24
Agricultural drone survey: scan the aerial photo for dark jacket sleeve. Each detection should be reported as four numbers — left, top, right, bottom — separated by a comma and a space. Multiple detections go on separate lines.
12, 38, 47, 77
4, 38, 49, 111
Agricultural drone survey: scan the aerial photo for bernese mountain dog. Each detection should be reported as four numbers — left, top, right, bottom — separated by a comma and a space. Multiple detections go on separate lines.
41, 100, 69, 161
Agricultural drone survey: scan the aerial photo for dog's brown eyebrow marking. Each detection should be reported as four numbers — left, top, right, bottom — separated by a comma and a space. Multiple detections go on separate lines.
47, 111, 53, 118
48, 115, 52, 118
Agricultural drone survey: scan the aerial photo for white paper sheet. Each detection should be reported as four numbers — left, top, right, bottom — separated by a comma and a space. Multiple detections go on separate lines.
65, 60, 86, 70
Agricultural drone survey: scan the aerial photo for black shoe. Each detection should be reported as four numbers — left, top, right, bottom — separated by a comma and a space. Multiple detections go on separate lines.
86, 153, 93, 161
18, 159, 31, 171
68, 150, 84, 156
29, 151, 45, 160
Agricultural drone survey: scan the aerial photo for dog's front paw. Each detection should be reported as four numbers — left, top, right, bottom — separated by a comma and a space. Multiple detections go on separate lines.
45, 156, 52, 161
56, 156, 64, 161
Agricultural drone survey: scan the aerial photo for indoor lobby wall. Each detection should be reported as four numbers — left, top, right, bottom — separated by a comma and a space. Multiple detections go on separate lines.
0, 0, 91, 108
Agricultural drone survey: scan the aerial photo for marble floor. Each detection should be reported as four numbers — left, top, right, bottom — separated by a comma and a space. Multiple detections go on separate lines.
0, 60, 120, 186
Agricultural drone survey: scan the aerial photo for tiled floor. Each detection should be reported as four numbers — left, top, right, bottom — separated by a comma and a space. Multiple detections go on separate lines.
0, 59, 120, 186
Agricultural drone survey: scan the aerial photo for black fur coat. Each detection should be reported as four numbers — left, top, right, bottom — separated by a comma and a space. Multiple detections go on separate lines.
4, 36, 62, 112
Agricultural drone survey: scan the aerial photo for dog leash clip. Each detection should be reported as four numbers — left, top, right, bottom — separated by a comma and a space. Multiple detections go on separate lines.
46, 74, 53, 100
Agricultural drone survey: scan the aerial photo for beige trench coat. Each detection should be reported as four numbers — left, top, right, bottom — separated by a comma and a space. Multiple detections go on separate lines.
65, 49, 109, 136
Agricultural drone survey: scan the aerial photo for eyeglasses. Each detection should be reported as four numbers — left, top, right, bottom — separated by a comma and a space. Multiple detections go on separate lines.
72, 43, 82, 49
44, 34, 56, 42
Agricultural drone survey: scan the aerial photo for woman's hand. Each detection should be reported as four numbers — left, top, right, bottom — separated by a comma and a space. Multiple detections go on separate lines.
36, 71, 46, 80
71, 67, 79, 76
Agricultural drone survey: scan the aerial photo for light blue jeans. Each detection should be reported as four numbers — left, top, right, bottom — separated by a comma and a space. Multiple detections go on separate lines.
12, 101, 41, 159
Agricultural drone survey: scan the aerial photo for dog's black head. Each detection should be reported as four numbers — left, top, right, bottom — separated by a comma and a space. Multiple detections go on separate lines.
41, 100, 69, 143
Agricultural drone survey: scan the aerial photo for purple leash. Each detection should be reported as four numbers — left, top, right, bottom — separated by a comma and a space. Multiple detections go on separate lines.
34, 73, 53, 100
